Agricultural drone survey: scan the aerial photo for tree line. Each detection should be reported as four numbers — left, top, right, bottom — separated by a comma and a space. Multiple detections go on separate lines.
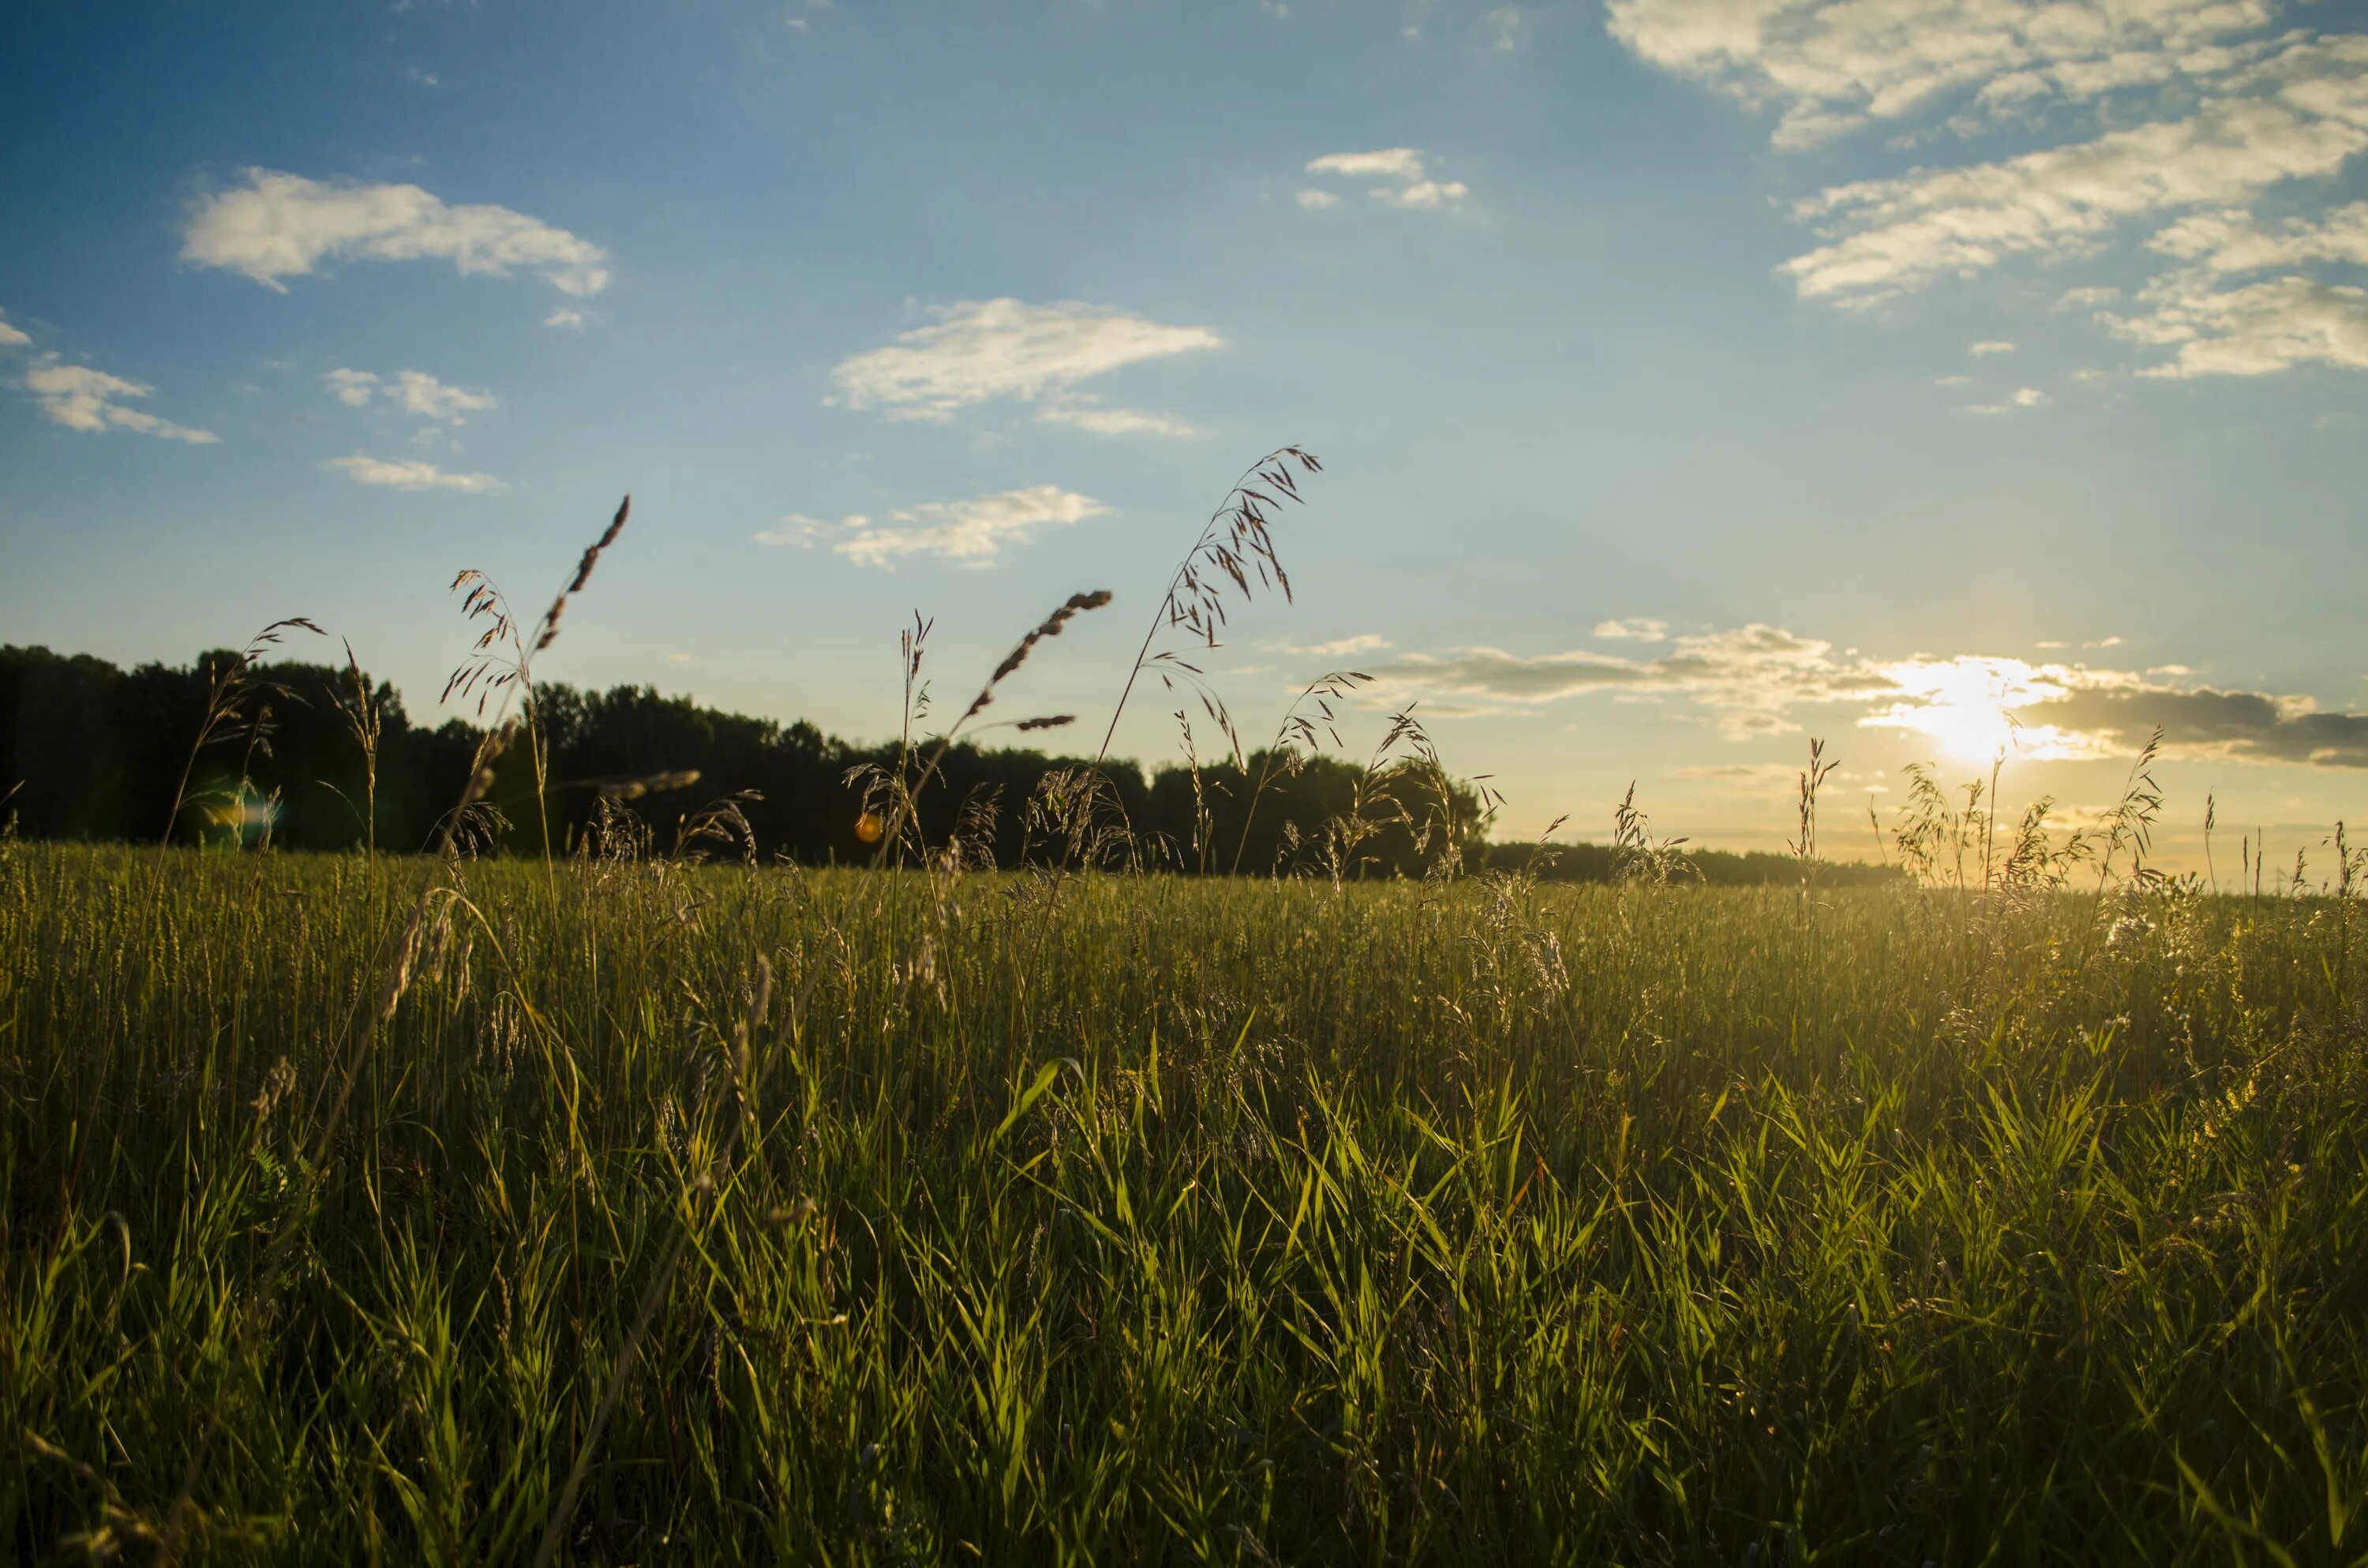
0, 642, 1897, 884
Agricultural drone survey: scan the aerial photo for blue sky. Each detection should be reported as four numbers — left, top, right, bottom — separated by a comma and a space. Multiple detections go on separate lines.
2, 0, 2364, 866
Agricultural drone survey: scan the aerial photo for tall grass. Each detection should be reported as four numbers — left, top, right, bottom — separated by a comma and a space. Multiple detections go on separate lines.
3, 466, 2366, 1563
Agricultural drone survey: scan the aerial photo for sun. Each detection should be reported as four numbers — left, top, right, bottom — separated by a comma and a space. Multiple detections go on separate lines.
1868, 657, 2048, 763
1915, 694, 2021, 762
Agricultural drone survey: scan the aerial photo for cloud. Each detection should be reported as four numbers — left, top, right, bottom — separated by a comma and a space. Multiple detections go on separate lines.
1295, 189, 1341, 211
24, 356, 219, 443
544, 306, 588, 331
1608, 5, 2368, 382
1964, 385, 2050, 412
2150, 200, 2368, 275
0, 309, 28, 350
829, 299, 1219, 423
1377, 618, 2368, 767
2104, 203, 2368, 376
324, 368, 377, 407
1605, 0, 2279, 150
1372, 623, 1889, 734
1969, 340, 2015, 356
1033, 400, 1195, 437
2055, 285, 2123, 311
1306, 149, 1427, 182
323, 368, 496, 421
1593, 617, 1669, 642
1782, 82, 2368, 304
1302, 148, 1471, 208
183, 169, 610, 297
2113, 271, 2368, 376
757, 486, 1107, 566
324, 451, 506, 492
1992, 679, 2368, 768
1268, 633, 1391, 658
751, 511, 853, 547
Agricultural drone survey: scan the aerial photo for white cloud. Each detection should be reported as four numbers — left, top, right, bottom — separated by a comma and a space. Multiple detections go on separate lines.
757, 487, 1107, 566
1782, 83, 2368, 304
24, 356, 219, 443
1268, 633, 1391, 657
323, 367, 496, 421
324, 451, 506, 492
1381, 178, 1472, 209
1302, 148, 1471, 209
1964, 385, 2051, 412
1935, 372, 1975, 386
751, 511, 853, 547
1969, 339, 2015, 356
1034, 401, 1195, 437
391, 369, 495, 421
1483, 6, 1524, 53
1606, 4, 2368, 384
0, 309, 29, 350
544, 306, 588, 331
1306, 149, 1428, 182
2113, 271, 2368, 376
325, 368, 377, 407
830, 299, 1220, 422
1604, 0, 2279, 150
183, 169, 610, 297
1592, 617, 1669, 642
2055, 284, 2123, 311
2098, 198, 2368, 375
2151, 200, 2368, 275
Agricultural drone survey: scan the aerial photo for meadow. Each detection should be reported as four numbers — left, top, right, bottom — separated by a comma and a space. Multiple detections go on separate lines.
5, 473, 2366, 1564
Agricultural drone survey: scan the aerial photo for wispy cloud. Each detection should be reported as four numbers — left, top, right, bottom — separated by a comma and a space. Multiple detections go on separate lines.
1034, 400, 1196, 437
1267, 633, 1391, 658
1606, 0, 2282, 151
323, 368, 496, 422
324, 451, 506, 492
1302, 148, 1471, 209
0, 309, 29, 350
544, 306, 588, 331
755, 485, 1107, 567
1969, 340, 2016, 356
1782, 61, 2368, 305
1964, 386, 2049, 413
2111, 271, 2368, 377
24, 356, 219, 443
183, 169, 610, 297
829, 299, 1216, 431
2056, 286, 2123, 312
1592, 617, 1669, 642
1373, 619, 2368, 766
1607, 2, 2368, 384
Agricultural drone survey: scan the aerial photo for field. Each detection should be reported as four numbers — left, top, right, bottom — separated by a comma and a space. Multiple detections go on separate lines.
6, 840, 2366, 1564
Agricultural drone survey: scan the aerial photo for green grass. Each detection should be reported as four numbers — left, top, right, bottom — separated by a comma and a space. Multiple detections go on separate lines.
5, 840, 2366, 1563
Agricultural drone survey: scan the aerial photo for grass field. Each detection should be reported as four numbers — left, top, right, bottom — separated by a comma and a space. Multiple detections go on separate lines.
6, 839, 2366, 1564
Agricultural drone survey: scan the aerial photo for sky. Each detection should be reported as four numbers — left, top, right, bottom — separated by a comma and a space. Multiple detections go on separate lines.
2, 0, 2364, 870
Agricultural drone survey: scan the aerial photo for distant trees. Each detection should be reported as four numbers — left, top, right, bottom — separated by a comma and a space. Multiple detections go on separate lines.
0, 643, 1894, 884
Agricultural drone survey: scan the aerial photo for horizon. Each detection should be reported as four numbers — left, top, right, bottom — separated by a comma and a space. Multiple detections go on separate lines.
3, 0, 2364, 872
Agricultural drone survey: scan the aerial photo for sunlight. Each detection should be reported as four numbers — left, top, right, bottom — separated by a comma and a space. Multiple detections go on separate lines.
1860, 656, 2093, 764
1903, 692, 2021, 762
